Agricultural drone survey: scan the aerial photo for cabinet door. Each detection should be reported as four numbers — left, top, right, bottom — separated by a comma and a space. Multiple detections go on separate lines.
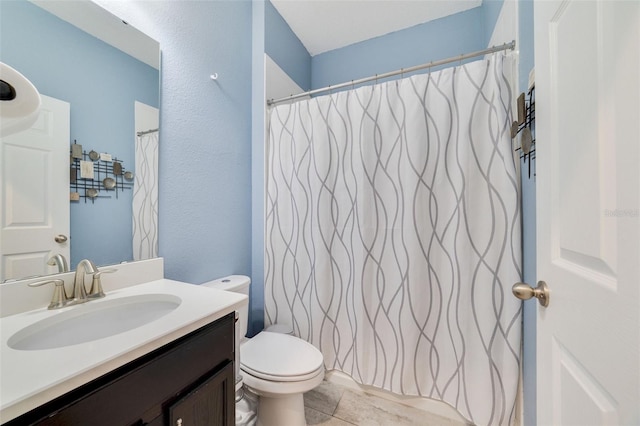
168, 361, 234, 426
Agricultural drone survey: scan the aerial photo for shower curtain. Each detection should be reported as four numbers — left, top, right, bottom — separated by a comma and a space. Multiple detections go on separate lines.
265, 55, 521, 426
132, 131, 159, 260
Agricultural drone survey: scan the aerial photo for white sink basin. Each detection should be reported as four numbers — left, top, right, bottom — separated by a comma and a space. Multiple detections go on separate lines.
7, 294, 182, 351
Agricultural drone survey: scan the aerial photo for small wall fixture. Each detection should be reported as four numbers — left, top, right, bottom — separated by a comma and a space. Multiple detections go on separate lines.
0, 62, 41, 137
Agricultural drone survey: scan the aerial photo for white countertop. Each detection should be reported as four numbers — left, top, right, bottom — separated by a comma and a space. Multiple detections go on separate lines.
0, 279, 247, 423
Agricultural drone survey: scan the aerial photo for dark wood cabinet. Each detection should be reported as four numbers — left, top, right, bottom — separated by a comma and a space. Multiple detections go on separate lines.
168, 362, 234, 426
4, 313, 235, 426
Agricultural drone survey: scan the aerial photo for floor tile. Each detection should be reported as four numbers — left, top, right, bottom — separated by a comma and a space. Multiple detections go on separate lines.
305, 406, 356, 426
332, 389, 468, 426
304, 380, 345, 415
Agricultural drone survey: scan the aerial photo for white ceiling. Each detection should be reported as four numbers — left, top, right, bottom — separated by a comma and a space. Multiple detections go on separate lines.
31, 0, 159, 69
270, 0, 482, 56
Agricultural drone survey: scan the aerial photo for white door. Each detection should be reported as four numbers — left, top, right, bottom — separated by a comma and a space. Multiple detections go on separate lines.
0, 95, 70, 281
534, 0, 639, 424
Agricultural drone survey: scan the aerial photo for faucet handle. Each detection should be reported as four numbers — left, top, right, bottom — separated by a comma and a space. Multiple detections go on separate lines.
47, 254, 69, 273
28, 279, 69, 310
88, 268, 117, 299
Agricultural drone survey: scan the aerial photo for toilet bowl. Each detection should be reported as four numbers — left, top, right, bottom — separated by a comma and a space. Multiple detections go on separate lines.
200, 275, 324, 426
241, 331, 324, 425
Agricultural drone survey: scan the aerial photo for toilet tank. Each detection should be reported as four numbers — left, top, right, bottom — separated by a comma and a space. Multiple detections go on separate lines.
200, 275, 250, 338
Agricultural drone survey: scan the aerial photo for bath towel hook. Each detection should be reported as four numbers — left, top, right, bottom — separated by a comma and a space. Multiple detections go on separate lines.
210, 72, 219, 81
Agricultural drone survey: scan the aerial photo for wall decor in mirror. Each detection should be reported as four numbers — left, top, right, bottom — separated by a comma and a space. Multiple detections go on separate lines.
0, 0, 160, 282
69, 143, 134, 202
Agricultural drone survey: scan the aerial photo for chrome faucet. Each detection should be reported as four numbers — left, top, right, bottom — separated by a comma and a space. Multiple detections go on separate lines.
47, 254, 69, 273
71, 259, 98, 304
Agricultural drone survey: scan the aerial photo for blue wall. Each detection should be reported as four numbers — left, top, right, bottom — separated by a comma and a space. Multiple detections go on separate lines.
262, 0, 514, 94
264, 0, 311, 91
311, 7, 486, 90
0, 0, 159, 268
98, 1, 253, 285
483, 0, 506, 43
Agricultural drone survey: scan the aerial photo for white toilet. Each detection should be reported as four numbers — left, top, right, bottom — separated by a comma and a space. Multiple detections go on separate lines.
201, 275, 324, 426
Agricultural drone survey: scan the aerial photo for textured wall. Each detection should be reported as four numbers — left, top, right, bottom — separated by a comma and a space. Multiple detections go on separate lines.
99, 1, 253, 285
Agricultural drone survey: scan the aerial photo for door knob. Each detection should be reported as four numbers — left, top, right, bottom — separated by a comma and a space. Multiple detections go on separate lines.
512, 281, 550, 307
54, 234, 68, 243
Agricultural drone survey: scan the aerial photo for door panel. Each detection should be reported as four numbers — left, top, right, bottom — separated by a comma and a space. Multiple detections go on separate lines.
552, 339, 618, 426
0, 95, 70, 281
535, 0, 639, 424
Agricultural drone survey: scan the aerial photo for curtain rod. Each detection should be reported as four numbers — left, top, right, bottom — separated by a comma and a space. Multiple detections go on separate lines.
267, 40, 516, 106
137, 128, 159, 137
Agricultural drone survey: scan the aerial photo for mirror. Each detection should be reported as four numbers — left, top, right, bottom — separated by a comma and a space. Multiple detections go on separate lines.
0, 0, 160, 281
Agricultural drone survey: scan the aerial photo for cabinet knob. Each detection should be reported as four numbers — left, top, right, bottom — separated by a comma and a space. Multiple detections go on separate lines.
176, 419, 183, 426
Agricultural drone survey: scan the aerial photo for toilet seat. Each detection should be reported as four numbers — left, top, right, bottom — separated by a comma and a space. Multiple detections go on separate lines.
242, 363, 325, 382
241, 363, 324, 398
240, 331, 324, 382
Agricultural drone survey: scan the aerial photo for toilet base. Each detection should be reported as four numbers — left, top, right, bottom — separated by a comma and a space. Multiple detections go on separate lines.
257, 392, 305, 426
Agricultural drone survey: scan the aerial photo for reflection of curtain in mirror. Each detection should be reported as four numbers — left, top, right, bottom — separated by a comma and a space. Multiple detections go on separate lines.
132, 131, 158, 260
265, 55, 521, 426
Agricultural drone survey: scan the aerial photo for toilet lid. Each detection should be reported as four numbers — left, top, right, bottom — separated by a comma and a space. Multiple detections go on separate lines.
241, 332, 324, 380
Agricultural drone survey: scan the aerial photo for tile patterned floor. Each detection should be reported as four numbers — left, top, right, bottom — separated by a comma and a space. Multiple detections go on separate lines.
303, 381, 473, 426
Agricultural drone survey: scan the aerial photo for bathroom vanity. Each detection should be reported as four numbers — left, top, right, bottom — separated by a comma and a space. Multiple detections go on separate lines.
0, 260, 247, 426
5, 313, 235, 426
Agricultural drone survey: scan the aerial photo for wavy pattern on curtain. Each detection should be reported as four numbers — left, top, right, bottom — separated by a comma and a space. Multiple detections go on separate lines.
132, 131, 159, 261
265, 55, 521, 426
